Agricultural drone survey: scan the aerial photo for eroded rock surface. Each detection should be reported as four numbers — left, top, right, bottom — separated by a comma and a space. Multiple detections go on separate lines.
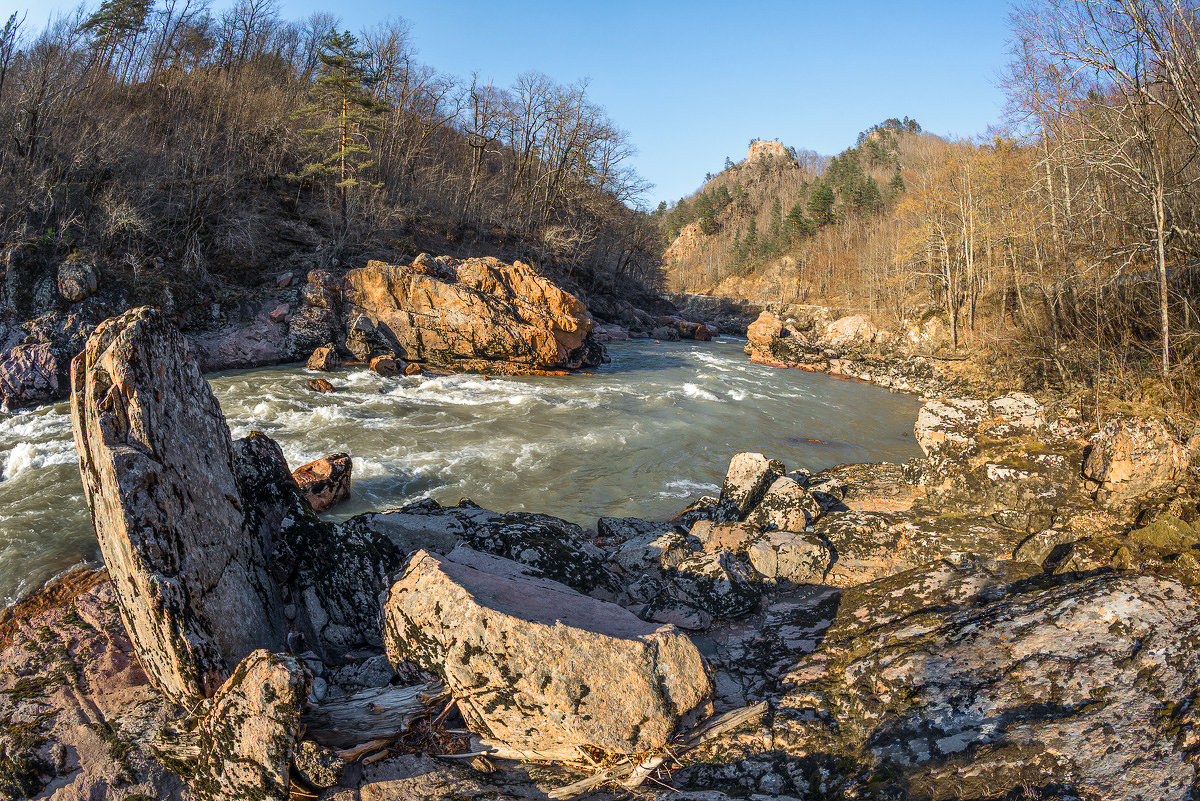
1084, 416, 1188, 509
70, 307, 285, 700
343, 256, 606, 373
383, 549, 712, 756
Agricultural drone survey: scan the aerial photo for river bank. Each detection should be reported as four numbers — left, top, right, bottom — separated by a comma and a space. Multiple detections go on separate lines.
6, 292, 1200, 798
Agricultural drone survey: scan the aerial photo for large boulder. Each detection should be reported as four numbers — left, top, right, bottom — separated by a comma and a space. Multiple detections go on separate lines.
818, 314, 879, 349
185, 650, 310, 801
1083, 416, 1188, 509
57, 259, 99, 303
70, 307, 286, 701
382, 549, 712, 756
342, 256, 605, 373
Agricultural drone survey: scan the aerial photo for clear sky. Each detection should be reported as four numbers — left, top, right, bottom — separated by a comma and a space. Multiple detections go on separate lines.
3, 0, 1016, 208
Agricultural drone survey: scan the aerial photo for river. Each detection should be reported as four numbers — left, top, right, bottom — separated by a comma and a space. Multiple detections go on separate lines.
0, 338, 922, 605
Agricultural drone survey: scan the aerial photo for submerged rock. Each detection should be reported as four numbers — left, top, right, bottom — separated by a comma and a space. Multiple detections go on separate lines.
383, 549, 712, 756
292, 452, 352, 512
70, 307, 286, 701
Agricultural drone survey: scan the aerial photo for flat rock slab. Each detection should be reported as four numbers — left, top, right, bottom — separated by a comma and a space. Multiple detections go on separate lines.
383, 549, 712, 756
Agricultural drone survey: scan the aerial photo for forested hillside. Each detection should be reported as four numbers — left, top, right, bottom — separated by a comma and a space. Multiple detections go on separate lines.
662, 0, 1200, 410
0, 0, 664, 316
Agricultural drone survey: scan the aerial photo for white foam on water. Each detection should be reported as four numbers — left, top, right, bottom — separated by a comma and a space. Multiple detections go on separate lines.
727, 389, 749, 401
682, 383, 721, 401
2, 440, 76, 480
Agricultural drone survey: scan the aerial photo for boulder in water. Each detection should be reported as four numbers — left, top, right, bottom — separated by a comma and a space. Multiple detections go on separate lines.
306, 344, 340, 371
292, 453, 352, 513
307, 378, 335, 393
343, 256, 604, 373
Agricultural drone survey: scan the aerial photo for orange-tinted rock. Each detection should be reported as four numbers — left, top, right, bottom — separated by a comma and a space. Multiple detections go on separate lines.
369, 354, 403, 377
694, 323, 714, 341
268, 303, 290, 323
292, 453, 352, 512
343, 256, 604, 373
306, 346, 340, 371
403, 362, 423, 375
307, 378, 335, 393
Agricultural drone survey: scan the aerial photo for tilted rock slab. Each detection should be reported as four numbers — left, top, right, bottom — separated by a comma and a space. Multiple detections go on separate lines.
70, 307, 285, 700
383, 549, 712, 756
716, 452, 785, 521
344, 256, 603, 372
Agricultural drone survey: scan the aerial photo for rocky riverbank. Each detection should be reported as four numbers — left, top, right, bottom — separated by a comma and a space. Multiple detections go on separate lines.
3, 254, 730, 411
5, 304, 1200, 799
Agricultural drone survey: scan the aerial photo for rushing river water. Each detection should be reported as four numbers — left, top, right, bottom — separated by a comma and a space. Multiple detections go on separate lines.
0, 338, 922, 605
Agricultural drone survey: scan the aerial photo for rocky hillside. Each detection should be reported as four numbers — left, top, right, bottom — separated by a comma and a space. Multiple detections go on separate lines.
658, 120, 918, 301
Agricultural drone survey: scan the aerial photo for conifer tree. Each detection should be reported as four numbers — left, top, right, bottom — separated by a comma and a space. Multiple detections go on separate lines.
293, 28, 385, 228
807, 182, 835, 226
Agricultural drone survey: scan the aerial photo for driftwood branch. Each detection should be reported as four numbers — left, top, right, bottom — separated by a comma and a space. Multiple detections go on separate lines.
545, 702, 769, 800
302, 680, 447, 749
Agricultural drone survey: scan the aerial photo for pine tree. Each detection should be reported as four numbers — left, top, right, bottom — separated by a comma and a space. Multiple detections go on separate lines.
292, 29, 385, 227
888, 169, 906, 195
807, 183, 835, 226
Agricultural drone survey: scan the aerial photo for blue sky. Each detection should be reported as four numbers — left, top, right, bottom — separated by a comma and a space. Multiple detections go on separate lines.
4, 0, 1016, 207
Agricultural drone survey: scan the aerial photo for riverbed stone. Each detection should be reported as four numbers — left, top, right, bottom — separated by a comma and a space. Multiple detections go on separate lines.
717, 452, 786, 521
70, 306, 285, 701
292, 452, 352, 512
382, 549, 712, 756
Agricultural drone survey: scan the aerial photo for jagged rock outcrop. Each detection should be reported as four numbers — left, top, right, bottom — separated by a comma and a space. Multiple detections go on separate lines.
692, 559, 1200, 798
383, 549, 712, 756
342, 255, 607, 374
1084, 416, 1188, 509
292, 452, 352, 512
716, 452, 785, 521
70, 307, 286, 701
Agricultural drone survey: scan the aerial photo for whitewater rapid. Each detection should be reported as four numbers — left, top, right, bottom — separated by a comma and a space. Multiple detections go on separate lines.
0, 338, 922, 604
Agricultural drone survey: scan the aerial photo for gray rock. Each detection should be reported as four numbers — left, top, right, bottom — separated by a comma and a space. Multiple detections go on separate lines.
57, 260, 99, 302
717, 453, 786, 521
747, 531, 833, 583
382, 549, 712, 756
1013, 528, 1078, 567
293, 740, 343, 789
71, 307, 286, 701
745, 476, 821, 531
